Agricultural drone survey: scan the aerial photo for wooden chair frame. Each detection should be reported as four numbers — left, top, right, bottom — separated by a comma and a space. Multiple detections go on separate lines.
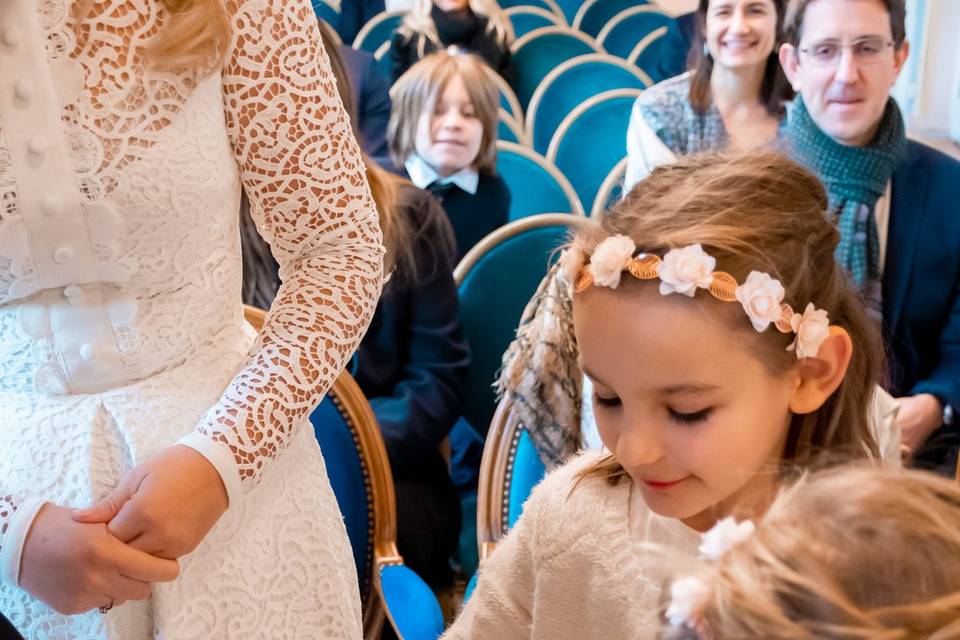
590, 156, 628, 218
504, 5, 565, 34
352, 9, 406, 51
483, 65, 525, 124
476, 398, 527, 560
545, 87, 642, 162
572, 0, 651, 34
499, 109, 529, 146
595, 5, 670, 54
243, 305, 409, 640
494, 141, 587, 218
525, 52, 651, 138
627, 25, 670, 68
510, 24, 600, 55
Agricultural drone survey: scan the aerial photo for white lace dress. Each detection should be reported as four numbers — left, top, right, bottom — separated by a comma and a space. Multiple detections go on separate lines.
0, 0, 382, 637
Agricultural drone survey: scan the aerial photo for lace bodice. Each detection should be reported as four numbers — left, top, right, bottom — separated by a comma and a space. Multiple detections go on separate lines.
0, 0, 382, 566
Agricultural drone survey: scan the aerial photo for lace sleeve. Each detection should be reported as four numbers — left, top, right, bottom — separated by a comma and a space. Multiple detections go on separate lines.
0, 493, 47, 586
184, 0, 383, 498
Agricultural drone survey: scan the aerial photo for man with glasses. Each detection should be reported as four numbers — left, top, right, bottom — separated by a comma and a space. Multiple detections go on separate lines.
779, 0, 960, 475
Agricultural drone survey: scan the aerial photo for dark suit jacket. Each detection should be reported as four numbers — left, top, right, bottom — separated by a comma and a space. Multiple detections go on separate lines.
655, 11, 696, 84
884, 140, 960, 470
339, 45, 392, 164
351, 184, 469, 485
337, 0, 385, 46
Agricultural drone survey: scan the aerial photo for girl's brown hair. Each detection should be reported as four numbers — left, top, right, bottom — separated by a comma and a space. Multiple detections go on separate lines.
687, 0, 793, 116
669, 465, 960, 639
388, 51, 500, 173
576, 149, 883, 483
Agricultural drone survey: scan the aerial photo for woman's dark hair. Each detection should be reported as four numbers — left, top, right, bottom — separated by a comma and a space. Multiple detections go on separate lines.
687, 0, 793, 117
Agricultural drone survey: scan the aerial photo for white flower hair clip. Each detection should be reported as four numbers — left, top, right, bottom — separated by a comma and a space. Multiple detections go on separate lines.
563, 237, 832, 359
665, 517, 756, 636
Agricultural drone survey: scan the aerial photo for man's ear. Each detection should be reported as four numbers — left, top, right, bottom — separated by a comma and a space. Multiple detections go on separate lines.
789, 326, 853, 415
779, 43, 802, 92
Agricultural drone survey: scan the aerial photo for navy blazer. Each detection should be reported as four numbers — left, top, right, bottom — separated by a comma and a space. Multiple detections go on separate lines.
884, 140, 960, 466
337, 0, 385, 46
351, 184, 469, 482
339, 45, 392, 164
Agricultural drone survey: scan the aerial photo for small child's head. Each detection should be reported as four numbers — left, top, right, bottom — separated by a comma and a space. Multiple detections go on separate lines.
388, 52, 499, 177
566, 149, 883, 530
664, 465, 960, 639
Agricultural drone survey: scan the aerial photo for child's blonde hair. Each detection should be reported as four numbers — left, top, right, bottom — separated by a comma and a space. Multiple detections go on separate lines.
576, 149, 883, 482
669, 465, 960, 639
388, 51, 500, 173
397, 0, 514, 56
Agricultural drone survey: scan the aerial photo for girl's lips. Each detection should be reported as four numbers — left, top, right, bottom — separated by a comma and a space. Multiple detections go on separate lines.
642, 477, 688, 490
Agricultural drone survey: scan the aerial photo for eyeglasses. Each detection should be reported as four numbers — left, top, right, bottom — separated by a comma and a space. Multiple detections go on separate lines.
798, 37, 895, 67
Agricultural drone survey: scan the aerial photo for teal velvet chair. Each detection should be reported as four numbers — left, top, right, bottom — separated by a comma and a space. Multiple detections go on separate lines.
498, 0, 565, 17
313, 0, 341, 34
590, 156, 628, 218
510, 26, 600, 109
353, 9, 405, 53
474, 398, 549, 577
496, 141, 584, 220
243, 307, 444, 640
498, 111, 526, 145
505, 6, 563, 39
552, 0, 583, 24
453, 214, 583, 440
628, 26, 670, 83
547, 88, 640, 218
485, 66, 525, 125
596, 6, 674, 60
573, 0, 650, 37
526, 53, 650, 156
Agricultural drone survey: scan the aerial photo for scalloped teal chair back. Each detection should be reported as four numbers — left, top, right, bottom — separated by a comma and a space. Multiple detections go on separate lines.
353, 10, 404, 53
312, 0, 340, 31
549, 90, 637, 216
511, 29, 599, 108
530, 55, 649, 155
456, 218, 576, 437
496, 143, 581, 219
498, 117, 521, 144
575, 0, 650, 36
600, 9, 673, 59
632, 30, 671, 83
508, 8, 561, 39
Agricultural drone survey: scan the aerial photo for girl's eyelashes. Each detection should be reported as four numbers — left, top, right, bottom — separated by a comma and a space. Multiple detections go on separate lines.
593, 393, 621, 408
668, 408, 712, 425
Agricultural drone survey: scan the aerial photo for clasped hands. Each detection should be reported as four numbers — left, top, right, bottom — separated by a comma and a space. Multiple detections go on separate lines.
20, 445, 228, 615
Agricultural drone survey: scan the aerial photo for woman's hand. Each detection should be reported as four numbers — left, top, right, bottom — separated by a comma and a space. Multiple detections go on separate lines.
19, 503, 180, 615
72, 445, 229, 560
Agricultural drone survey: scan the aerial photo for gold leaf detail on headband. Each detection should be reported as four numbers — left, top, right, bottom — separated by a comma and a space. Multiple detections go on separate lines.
709, 271, 738, 302
775, 304, 795, 333
627, 254, 660, 280
575, 271, 594, 294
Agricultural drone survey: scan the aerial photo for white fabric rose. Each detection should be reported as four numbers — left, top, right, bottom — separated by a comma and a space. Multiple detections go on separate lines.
588, 235, 636, 289
558, 246, 585, 286
735, 271, 786, 332
788, 303, 831, 359
657, 244, 716, 297
698, 516, 756, 560
666, 575, 711, 629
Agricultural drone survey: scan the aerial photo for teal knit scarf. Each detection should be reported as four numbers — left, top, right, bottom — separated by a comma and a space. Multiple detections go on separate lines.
785, 96, 906, 297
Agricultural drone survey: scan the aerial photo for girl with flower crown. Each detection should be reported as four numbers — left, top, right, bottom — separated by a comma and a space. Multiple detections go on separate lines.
663, 465, 960, 640
441, 149, 886, 639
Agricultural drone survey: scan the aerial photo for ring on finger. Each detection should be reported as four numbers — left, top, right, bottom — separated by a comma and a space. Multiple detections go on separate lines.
98, 600, 114, 615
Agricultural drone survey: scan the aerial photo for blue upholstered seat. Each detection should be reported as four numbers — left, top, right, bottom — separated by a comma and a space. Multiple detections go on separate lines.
379, 565, 445, 639
597, 7, 674, 60
454, 214, 581, 439
495, 141, 584, 219
527, 53, 649, 155
506, 6, 562, 39
573, 0, 650, 37
510, 27, 600, 109
353, 10, 404, 53
547, 88, 640, 217
312, 0, 340, 32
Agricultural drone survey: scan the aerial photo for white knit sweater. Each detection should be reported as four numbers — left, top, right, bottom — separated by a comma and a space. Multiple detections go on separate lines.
444, 452, 701, 639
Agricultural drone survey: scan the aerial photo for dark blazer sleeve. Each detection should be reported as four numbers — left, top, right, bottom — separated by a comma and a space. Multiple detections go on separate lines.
357, 52, 392, 160
369, 191, 470, 475
389, 32, 417, 84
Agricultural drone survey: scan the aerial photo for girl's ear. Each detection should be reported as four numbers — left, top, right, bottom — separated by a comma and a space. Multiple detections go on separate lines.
789, 326, 853, 415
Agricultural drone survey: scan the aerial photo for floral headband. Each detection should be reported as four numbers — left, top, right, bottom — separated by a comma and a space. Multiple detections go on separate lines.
560, 236, 831, 359
666, 517, 756, 637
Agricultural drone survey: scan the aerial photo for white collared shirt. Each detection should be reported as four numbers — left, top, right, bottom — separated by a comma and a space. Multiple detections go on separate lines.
405, 154, 479, 195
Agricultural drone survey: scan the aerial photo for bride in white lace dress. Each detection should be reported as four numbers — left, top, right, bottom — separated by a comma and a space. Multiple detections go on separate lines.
0, 0, 382, 637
